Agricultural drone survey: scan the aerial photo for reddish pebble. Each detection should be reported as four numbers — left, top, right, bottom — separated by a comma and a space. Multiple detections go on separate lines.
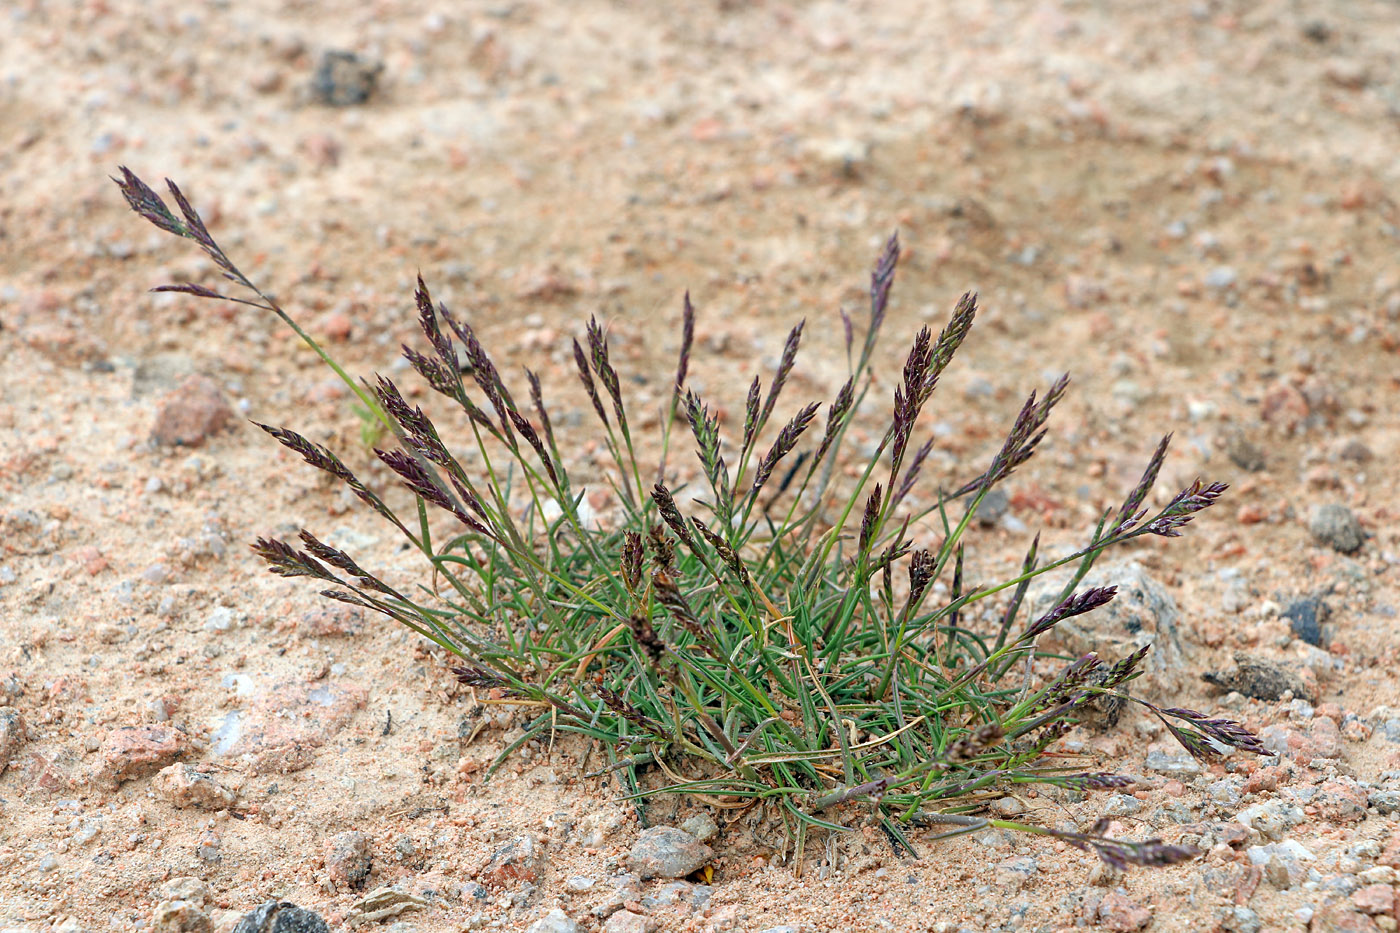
99, 724, 188, 788
1353, 884, 1395, 916
1097, 890, 1152, 931
151, 375, 235, 448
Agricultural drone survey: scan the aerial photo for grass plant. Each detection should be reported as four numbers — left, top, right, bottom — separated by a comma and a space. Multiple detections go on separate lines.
117, 167, 1269, 870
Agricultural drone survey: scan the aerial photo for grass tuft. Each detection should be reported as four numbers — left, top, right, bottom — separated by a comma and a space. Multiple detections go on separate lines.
117, 169, 1270, 872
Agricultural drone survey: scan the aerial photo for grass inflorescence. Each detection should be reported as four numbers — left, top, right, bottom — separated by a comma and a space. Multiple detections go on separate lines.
117, 167, 1268, 871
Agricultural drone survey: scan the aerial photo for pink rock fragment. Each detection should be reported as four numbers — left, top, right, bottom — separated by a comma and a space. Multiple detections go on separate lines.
99, 724, 188, 787
151, 374, 234, 447
1097, 890, 1151, 932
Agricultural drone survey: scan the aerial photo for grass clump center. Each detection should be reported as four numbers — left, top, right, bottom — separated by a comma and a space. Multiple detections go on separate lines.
117, 168, 1269, 871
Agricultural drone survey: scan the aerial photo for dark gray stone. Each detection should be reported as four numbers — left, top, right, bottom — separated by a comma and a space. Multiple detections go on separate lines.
1282, 597, 1329, 647
231, 902, 329, 933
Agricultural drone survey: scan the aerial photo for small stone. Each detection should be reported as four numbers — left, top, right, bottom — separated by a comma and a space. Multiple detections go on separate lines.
1311, 903, 1381, 933
1355, 885, 1396, 916
480, 834, 546, 888
1220, 906, 1260, 933
161, 877, 211, 906
995, 856, 1038, 891
151, 375, 235, 447
1205, 266, 1238, 290
310, 51, 383, 106
629, 827, 714, 880
1203, 651, 1315, 702
1236, 801, 1305, 841
1102, 794, 1143, 816
98, 724, 188, 787
1310, 504, 1365, 554
152, 900, 213, 933
974, 487, 1010, 526
325, 831, 373, 891
231, 902, 330, 933
1315, 780, 1369, 822
990, 796, 1025, 817
1097, 890, 1151, 931
0, 707, 28, 773
680, 812, 719, 843
348, 887, 430, 924
1283, 597, 1330, 647
154, 763, 238, 809
1263, 855, 1291, 889
563, 876, 595, 893
1027, 560, 1186, 690
602, 910, 657, 933
525, 910, 580, 933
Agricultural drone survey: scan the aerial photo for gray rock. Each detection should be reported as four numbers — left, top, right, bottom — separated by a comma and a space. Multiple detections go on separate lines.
231, 902, 329, 933
680, 812, 719, 843
995, 856, 1039, 891
1205, 266, 1238, 290
525, 910, 580, 933
1282, 597, 1329, 647
1219, 905, 1260, 933
974, 487, 1010, 526
310, 51, 383, 107
1102, 794, 1143, 816
1026, 560, 1186, 689
1309, 504, 1364, 554
1203, 652, 1315, 702
629, 827, 713, 880
0, 707, 27, 774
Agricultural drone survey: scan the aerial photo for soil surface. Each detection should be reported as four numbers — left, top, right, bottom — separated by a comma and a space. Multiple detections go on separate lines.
3, 2, 1400, 932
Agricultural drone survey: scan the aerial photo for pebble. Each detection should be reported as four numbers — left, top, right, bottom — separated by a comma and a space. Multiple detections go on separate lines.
231, 902, 329, 933
629, 826, 714, 880
152, 899, 213, 933
324, 831, 373, 891
1205, 266, 1238, 290
1219, 906, 1261, 933
601, 911, 656, 933
1026, 560, 1186, 688
1236, 800, 1305, 841
310, 51, 383, 106
1283, 596, 1330, 647
680, 812, 719, 843
563, 876, 596, 893
525, 910, 580, 933
1354, 884, 1395, 916
0, 706, 28, 773
480, 834, 546, 887
1309, 503, 1365, 554
98, 724, 188, 788
995, 856, 1039, 891
1102, 794, 1143, 816
1097, 890, 1151, 931
150, 374, 235, 448
1203, 651, 1316, 702
154, 763, 238, 810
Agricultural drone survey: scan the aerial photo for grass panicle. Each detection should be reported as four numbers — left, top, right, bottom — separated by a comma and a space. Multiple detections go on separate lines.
119, 169, 1266, 873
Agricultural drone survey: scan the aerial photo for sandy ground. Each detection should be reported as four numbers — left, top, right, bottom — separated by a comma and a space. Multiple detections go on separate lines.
3, 1, 1400, 931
